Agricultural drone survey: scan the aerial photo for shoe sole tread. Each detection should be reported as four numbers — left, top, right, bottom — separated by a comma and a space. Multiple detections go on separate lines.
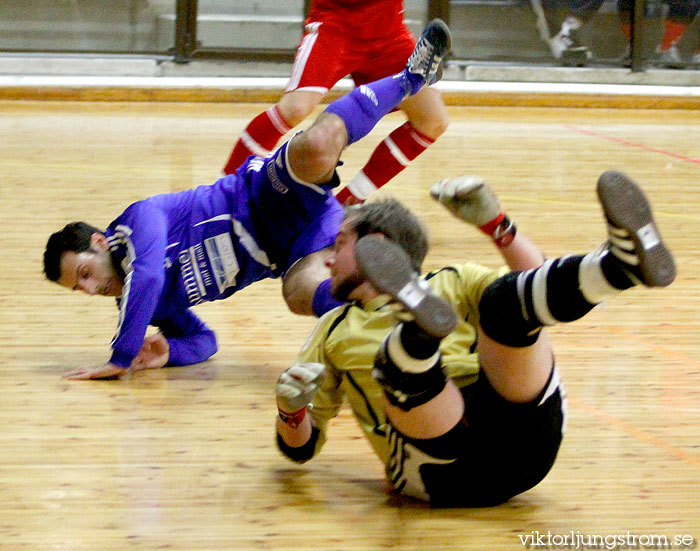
355, 235, 457, 338
597, 170, 676, 287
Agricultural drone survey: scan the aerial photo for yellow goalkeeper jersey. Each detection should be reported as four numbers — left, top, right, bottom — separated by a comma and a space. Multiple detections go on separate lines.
295, 261, 507, 464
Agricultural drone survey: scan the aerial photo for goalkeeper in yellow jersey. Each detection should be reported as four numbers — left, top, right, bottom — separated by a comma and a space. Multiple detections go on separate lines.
274, 171, 675, 506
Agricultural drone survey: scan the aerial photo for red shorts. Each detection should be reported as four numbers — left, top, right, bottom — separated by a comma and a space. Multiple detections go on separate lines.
285, 12, 416, 94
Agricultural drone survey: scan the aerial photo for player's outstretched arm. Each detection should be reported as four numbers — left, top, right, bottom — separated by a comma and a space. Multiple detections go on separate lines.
430, 175, 545, 271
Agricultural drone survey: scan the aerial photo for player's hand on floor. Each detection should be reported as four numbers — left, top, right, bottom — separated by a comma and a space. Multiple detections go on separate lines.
430, 175, 501, 226
276, 362, 325, 414
62, 362, 128, 380
131, 333, 170, 371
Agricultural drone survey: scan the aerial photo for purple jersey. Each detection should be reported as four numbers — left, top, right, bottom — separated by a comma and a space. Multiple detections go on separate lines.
105, 141, 343, 367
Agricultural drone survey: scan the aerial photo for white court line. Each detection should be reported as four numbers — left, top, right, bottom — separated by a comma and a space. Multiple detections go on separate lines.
0, 75, 697, 97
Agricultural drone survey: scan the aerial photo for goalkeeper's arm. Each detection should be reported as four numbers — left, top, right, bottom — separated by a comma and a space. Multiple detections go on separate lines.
431, 175, 545, 271
275, 363, 325, 462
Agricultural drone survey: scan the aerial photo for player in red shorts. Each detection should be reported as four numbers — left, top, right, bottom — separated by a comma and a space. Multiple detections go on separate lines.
222, 0, 450, 205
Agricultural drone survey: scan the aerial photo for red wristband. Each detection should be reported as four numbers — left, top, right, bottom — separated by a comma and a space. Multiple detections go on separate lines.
480, 214, 516, 249
478, 212, 505, 236
278, 407, 306, 428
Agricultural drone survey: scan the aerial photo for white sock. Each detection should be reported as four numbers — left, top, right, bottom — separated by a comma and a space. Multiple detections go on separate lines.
562, 16, 582, 34
386, 326, 439, 374
579, 249, 621, 304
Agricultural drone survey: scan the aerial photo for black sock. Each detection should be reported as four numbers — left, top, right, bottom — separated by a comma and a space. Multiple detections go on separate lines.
600, 250, 636, 289
399, 321, 441, 359
373, 325, 447, 411
479, 255, 598, 347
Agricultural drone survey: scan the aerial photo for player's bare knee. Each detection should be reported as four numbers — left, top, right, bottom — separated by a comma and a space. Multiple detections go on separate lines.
410, 111, 449, 140
289, 119, 345, 182
305, 114, 347, 160
278, 91, 322, 126
429, 113, 449, 138
479, 273, 542, 348
277, 100, 314, 127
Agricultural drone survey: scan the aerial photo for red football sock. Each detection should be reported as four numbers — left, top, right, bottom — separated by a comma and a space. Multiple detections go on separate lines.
659, 20, 688, 50
620, 22, 632, 41
335, 121, 435, 205
222, 105, 291, 175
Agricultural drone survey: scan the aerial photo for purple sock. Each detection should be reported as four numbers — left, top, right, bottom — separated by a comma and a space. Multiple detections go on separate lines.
312, 278, 345, 317
324, 70, 423, 146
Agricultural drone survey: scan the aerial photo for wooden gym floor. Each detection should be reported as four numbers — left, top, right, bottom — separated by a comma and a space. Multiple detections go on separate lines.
0, 100, 698, 550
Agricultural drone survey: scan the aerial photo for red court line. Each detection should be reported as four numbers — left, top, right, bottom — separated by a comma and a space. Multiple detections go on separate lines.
564, 124, 700, 165
604, 324, 700, 371
568, 396, 700, 469
568, 324, 700, 470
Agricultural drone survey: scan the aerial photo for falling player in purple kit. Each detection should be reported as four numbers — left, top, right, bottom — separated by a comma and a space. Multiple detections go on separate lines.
42, 20, 452, 380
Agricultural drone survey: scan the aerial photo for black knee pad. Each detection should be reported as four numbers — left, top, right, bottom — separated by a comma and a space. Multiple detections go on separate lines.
478, 273, 542, 348
373, 342, 447, 411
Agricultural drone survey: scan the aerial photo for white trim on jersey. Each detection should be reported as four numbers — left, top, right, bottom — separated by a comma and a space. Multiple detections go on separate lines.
283, 132, 327, 195
112, 270, 132, 348
194, 214, 276, 271
107, 225, 137, 347
188, 246, 208, 297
